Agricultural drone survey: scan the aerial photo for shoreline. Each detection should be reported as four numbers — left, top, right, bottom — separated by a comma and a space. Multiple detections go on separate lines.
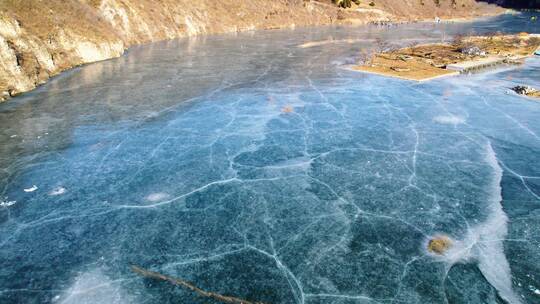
0, 4, 508, 103
344, 65, 460, 82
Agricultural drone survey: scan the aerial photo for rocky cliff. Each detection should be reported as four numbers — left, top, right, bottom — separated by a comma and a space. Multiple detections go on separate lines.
0, 0, 503, 101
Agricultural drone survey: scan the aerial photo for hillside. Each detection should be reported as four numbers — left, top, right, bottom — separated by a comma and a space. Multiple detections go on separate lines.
0, 0, 503, 102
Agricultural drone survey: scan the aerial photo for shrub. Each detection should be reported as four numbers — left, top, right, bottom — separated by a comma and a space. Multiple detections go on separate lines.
333, 0, 352, 8
452, 34, 465, 46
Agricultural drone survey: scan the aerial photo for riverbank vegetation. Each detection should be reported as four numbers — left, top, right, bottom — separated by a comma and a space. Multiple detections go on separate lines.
353, 33, 540, 81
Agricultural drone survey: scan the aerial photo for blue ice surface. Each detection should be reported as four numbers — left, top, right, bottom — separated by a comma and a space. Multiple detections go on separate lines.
0, 12, 539, 304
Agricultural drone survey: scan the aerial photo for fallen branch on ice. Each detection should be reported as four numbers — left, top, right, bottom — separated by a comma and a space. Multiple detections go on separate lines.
130, 265, 266, 304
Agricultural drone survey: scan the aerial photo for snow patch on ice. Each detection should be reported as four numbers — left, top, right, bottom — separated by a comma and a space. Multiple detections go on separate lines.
433, 115, 466, 125
145, 192, 170, 202
54, 268, 132, 304
24, 185, 38, 192
49, 187, 67, 196
0, 199, 16, 207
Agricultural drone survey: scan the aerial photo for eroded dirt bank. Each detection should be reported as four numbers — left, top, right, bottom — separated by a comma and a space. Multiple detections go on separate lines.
0, 0, 504, 101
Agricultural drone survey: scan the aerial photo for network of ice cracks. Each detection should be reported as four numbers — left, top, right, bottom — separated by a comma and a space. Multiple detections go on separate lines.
1, 19, 540, 304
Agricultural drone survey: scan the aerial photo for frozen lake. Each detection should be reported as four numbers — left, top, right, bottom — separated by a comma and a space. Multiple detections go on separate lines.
1, 12, 539, 304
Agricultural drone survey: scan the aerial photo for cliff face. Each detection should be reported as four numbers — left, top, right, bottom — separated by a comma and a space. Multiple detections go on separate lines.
0, 0, 124, 101
0, 0, 503, 102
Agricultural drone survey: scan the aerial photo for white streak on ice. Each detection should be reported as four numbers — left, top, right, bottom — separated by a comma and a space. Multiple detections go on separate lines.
475, 143, 521, 304
443, 142, 522, 304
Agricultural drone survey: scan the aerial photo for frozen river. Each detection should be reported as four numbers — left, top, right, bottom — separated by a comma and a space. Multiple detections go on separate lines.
1, 12, 539, 304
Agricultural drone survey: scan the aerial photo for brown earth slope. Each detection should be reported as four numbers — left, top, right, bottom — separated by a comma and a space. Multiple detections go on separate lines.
0, 0, 503, 102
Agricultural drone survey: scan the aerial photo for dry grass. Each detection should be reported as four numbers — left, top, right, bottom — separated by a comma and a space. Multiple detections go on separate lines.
353, 56, 458, 81
0, 0, 117, 41
464, 34, 540, 57
353, 34, 540, 81
527, 91, 540, 99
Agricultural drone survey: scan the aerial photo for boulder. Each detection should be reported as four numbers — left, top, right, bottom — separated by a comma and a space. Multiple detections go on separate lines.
511, 85, 537, 95
460, 45, 486, 57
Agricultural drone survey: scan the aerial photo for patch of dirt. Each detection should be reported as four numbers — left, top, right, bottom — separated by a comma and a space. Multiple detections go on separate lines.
353, 33, 540, 81
427, 235, 453, 255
